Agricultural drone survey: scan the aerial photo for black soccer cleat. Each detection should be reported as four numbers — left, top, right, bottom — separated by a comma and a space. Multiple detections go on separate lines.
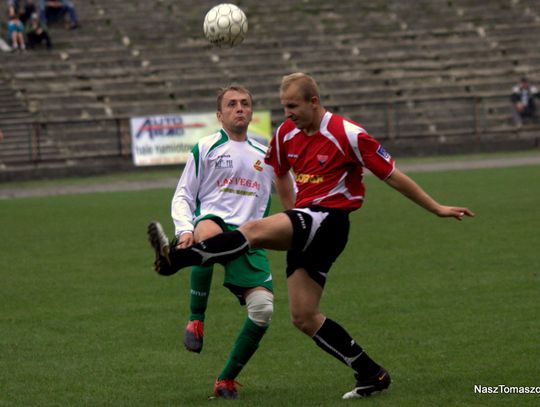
147, 221, 176, 276
342, 367, 391, 399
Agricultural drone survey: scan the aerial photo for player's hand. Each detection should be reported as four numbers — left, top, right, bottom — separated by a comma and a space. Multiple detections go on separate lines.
177, 232, 194, 248
436, 206, 475, 221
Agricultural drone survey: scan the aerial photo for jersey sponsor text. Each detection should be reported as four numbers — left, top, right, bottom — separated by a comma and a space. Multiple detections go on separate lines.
217, 177, 262, 191
295, 173, 324, 184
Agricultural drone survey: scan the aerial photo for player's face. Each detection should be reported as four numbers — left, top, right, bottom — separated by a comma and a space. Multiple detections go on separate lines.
280, 84, 317, 133
217, 90, 253, 136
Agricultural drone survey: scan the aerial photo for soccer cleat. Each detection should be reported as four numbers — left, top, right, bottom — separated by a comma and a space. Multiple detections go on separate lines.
342, 367, 391, 399
213, 379, 240, 399
147, 221, 176, 276
184, 320, 204, 353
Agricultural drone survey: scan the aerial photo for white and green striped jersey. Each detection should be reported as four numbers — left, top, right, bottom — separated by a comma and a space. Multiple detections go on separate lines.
171, 129, 273, 236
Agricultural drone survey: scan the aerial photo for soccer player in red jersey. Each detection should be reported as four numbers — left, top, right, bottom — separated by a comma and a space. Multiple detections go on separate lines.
149, 72, 474, 399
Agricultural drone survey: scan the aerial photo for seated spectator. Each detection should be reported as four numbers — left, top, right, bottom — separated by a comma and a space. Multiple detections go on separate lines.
7, 0, 18, 17
7, 12, 26, 51
511, 77, 539, 127
7, 0, 36, 23
39, 0, 78, 29
19, 0, 37, 24
25, 12, 51, 49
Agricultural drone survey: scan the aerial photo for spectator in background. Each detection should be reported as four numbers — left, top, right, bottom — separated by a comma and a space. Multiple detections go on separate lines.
7, 11, 26, 51
7, 0, 18, 17
19, 0, 37, 24
25, 12, 52, 49
511, 77, 538, 127
7, 1, 36, 23
39, 0, 78, 29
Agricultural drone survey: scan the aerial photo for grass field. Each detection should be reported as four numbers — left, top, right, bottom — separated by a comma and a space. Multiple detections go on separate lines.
1, 164, 539, 406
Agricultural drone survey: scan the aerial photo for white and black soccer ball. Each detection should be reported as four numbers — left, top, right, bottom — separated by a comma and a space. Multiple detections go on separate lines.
203, 3, 248, 48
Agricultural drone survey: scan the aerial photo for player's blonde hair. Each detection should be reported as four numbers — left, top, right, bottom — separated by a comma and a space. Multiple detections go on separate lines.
217, 86, 253, 112
280, 73, 320, 101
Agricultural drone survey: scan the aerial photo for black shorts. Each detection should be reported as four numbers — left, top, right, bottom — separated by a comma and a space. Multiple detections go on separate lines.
284, 206, 350, 287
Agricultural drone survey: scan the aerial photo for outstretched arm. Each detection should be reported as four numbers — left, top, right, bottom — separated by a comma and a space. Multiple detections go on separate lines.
385, 168, 475, 220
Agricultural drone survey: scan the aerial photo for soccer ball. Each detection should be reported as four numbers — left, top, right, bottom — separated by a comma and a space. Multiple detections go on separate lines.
203, 3, 248, 48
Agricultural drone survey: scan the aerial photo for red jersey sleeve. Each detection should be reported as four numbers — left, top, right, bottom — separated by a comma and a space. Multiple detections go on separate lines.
264, 131, 290, 177
357, 133, 395, 180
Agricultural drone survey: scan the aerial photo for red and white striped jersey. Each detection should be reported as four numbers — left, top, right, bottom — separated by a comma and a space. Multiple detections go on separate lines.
265, 111, 394, 211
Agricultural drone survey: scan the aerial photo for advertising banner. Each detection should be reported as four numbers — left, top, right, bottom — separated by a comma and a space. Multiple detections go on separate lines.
130, 111, 271, 166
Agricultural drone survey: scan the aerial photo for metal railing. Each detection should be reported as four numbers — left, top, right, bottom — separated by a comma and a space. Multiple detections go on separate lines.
326, 94, 519, 142
27, 117, 132, 163
3, 93, 535, 166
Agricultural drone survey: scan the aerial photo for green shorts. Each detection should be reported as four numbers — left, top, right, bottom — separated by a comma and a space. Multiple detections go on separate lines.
196, 214, 273, 304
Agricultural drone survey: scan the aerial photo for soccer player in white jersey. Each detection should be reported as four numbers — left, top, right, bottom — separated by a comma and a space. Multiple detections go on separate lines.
150, 86, 292, 399
149, 74, 474, 399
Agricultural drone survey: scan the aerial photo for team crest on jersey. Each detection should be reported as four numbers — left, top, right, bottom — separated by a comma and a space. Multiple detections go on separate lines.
376, 145, 391, 162
317, 154, 328, 167
215, 154, 233, 169
253, 160, 263, 172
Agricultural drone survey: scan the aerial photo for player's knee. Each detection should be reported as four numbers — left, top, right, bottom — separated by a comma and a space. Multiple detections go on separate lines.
290, 311, 319, 336
239, 220, 263, 247
291, 313, 308, 333
246, 289, 273, 327
239, 219, 268, 248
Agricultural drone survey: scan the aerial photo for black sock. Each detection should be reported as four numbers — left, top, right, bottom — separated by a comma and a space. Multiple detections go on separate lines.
169, 230, 249, 269
312, 318, 381, 378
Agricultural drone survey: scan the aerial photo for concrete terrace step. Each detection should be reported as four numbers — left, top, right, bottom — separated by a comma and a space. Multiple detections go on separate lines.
1, 0, 540, 171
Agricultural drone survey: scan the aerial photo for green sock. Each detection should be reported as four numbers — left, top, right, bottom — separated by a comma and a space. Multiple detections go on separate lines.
218, 317, 268, 380
188, 265, 213, 322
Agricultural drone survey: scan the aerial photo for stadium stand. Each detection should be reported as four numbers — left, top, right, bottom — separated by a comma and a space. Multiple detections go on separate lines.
0, 0, 539, 180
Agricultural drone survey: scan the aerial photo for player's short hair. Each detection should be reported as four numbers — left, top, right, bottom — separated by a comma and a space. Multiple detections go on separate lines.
217, 86, 253, 112
280, 73, 320, 101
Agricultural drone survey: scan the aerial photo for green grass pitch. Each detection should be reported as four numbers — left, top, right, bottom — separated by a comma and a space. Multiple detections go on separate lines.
1, 165, 539, 406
